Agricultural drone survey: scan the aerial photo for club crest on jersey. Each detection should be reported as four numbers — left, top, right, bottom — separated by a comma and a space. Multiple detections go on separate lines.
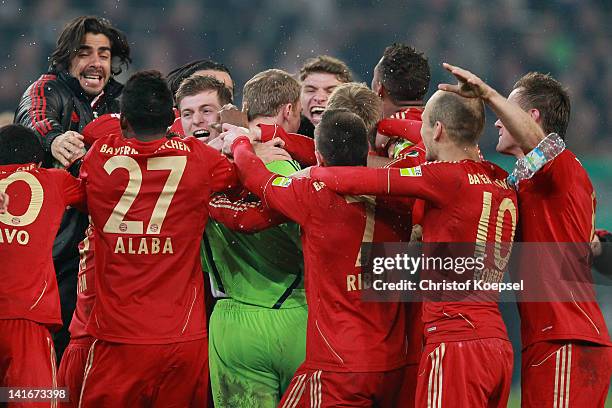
399, 166, 422, 177
271, 176, 292, 187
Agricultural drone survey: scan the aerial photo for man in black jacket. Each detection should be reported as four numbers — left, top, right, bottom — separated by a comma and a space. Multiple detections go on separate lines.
14, 15, 131, 361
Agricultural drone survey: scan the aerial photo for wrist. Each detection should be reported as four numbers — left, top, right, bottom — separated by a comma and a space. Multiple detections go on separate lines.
230, 136, 251, 155
481, 87, 499, 102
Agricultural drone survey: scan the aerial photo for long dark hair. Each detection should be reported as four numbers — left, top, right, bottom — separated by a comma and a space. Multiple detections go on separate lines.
49, 16, 131, 75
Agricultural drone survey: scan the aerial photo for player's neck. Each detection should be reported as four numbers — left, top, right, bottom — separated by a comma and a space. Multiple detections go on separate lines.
250, 116, 283, 130
384, 100, 423, 117
124, 129, 167, 142
439, 144, 481, 162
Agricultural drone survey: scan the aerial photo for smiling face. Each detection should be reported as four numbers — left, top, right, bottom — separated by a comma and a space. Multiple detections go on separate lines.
68, 33, 112, 96
179, 90, 223, 137
300, 72, 343, 125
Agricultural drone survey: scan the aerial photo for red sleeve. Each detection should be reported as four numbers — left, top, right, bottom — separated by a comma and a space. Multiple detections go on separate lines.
197, 142, 240, 193
310, 163, 452, 206
377, 118, 422, 145
259, 124, 317, 167
231, 137, 312, 224
412, 199, 425, 225
208, 194, 288, 233
49, 169, 86, 211
81, 113, 122, 147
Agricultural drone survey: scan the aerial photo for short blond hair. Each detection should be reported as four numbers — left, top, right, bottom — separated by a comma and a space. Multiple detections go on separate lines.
327, 82, 382, 134
242, 69, 300, 121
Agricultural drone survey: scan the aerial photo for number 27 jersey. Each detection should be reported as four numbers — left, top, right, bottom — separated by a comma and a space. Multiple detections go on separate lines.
80, 133, 237, 344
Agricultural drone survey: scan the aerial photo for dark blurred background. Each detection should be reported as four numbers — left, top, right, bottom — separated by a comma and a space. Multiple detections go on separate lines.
0, 2, 611, 403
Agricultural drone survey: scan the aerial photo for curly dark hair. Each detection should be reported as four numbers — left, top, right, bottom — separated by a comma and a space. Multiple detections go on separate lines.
49, 16, 131, 75
0, 124, 44, 165
121, 71, 175, 135
377, 43, 430, 103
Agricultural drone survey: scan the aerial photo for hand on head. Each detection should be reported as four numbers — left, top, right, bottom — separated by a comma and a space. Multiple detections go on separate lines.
438, 63, 494, 100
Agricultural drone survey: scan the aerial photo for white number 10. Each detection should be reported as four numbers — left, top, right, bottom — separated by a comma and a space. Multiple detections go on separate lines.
103, 156, 187, 235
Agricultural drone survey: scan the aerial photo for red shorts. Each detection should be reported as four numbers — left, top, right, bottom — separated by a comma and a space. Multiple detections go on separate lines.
521, 341, 612, 408
78, 337, 208, 408
416, 338, 513, 408
56, 337, 94, 408
278, 364, 410, 408
0, 319, 57, 407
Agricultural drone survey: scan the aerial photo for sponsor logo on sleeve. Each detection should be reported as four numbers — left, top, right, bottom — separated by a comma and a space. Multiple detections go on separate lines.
271, 176, 292, 187
399, 166, 422, 177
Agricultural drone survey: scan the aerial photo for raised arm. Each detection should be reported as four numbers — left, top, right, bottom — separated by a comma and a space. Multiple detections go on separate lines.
438, 63, 545, 153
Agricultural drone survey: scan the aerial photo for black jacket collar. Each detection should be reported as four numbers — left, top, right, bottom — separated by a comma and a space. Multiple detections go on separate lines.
54, 70, 123, 102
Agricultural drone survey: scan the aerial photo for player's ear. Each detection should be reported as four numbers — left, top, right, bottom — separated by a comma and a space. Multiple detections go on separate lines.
433, 121, 443, 141
528, 108, 541, 125
377, 84, 385, 98
315, 150, 327, 167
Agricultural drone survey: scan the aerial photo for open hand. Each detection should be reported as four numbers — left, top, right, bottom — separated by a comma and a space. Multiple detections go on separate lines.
220, 123, 253, 155
253, 138, 291, 164
438, 63, 494, 100
51, 131, 86, 167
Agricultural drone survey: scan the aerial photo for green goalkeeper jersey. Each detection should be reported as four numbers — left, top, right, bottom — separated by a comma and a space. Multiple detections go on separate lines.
201, 159, 305, 309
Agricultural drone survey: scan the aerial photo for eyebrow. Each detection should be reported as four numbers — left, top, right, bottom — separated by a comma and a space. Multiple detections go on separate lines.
78, 45, 112, 53
181, 104, 218, 113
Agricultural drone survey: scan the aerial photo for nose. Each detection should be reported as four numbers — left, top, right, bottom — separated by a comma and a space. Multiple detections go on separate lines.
494, 119, 502, 129
90, 54, 103, 69
313, 90, 327, 104
192, 110, 206, 125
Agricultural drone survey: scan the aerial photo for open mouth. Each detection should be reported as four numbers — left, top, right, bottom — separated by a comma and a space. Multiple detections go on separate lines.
310, 106, 325, 122
193, 129, 210, 138
81, 73, 104, 87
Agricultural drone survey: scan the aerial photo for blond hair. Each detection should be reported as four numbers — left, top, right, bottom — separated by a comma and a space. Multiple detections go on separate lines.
242, 69, 300, 121
327, 82, 382, 134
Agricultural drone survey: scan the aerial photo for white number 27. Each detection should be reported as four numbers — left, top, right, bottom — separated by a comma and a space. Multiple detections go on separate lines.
103, 156, 186, 235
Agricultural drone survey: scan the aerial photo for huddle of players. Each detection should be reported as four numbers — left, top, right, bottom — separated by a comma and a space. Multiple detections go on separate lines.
1, 17, 611, 408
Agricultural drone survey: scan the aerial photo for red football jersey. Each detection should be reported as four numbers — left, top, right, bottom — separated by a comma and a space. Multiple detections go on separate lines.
311, 159, 518, 344
515, 150, 611, 347
378, 107, 424, 151
259, 124, 317, 167
68, 223, 95, 339
79, 133, 237, 344
82, 113, 122, 146
0, 164, 84, 330
231, 137, 409, 372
